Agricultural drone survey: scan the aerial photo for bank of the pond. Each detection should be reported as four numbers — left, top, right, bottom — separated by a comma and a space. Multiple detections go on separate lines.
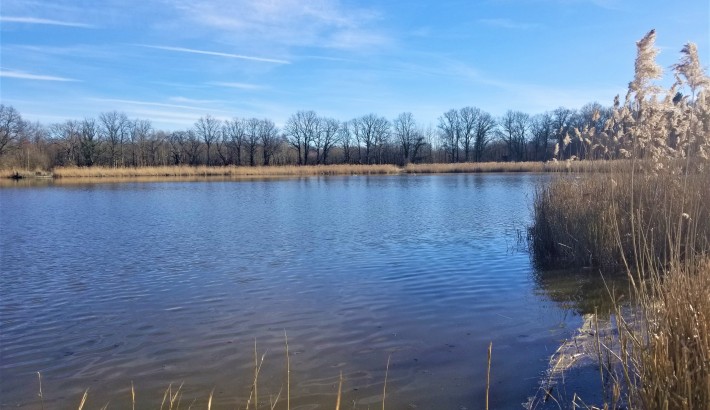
0, 160, 619, 181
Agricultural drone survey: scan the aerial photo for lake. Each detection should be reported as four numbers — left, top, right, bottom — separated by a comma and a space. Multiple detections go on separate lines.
0, 174, 593, 409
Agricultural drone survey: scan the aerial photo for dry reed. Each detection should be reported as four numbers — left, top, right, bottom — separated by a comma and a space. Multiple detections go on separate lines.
405, 160, 620, 174
529, 163, 709, 270
52, 164, 401, 178
38, 348, 398, 410
485, 342, 492, 410
530, 157, 710, 408
3, 161, 628, 181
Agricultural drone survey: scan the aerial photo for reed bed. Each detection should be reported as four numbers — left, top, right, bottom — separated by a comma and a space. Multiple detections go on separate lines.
404, 161, 546, 173
0, 168, 53, 179
52, 164, 402, 178
43, 160, 623, 180
529, 163, 709, 270
404, 160, 622, 174
530, 160, 710, 408
619, 257, 710, 409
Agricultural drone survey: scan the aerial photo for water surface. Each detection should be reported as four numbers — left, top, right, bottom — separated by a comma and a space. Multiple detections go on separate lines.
1, 174, 587, 409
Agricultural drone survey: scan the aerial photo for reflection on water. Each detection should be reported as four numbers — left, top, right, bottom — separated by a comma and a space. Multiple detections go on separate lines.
0, 175, 300, 188
1, 174, 599, 409
532, 268, 629, 316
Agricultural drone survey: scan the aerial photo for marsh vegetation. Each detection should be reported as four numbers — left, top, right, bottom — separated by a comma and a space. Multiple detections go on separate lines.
529, 31, 710, 409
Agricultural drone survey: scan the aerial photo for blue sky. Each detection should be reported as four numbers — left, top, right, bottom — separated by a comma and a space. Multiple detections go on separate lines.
1, 0, 708, 130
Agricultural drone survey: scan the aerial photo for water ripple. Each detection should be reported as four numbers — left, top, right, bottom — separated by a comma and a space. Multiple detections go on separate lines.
0, 174, 577, 409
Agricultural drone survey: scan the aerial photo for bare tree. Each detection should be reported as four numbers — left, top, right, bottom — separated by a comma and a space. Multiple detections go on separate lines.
497, 110, 530, 161
214, 128, 229, 165
530, 113, 554, 161
183, 130, 202, 165
224, 118, 247, 166
80, 118, 100, 166
438, 109, 460, 162
194, 115, 221, 165
339, 120, 354, 163
352, 114, 389, 164
168, 131, 186, 165
317, 117, 339, 164
258, 118, 279, 166
146, 130, 166, 166
130, 119, 152, 167
552, 107, 575, 159
245, 118, 261, 166
99, 111, 130, 167
51, 120, 82, 166
285, 110, 319, 165
0, 105, 23, 158
458, 107, 480, 162
473, 111, 496, 162
393, 112, 425, 165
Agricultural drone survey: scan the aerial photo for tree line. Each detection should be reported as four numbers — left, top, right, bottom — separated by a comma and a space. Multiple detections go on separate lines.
0, 101, 618, 170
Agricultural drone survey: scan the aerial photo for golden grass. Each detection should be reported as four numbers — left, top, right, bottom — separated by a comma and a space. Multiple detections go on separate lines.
0, 160, 632, 181
404, 160, 620, 174
627, 258, 710, 409
404, 161, 546, 173
529, 163, 709, 269
52, 164, 402, 178
42, 160, 626, 180
530, 157, 710, 408
0, 168, 53, 179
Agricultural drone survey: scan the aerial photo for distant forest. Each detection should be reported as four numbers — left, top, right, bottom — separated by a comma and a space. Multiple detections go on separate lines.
0, 102, 613, 170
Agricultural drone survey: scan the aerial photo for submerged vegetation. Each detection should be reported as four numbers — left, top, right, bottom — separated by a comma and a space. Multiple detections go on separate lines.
530, 30, 710, 408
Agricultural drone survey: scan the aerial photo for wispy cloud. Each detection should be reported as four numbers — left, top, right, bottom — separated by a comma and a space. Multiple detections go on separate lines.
166, 0, 390, 51
210, 82, 264, 90
478, 18, 542, 30
136, 44, 290, 64
88, 97, 228, 112
0, 69, 79, 82
168, 96, 223, 104
0, 16, 95, 28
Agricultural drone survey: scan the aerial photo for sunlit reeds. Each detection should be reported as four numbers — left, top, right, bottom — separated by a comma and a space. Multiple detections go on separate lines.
39, 160, 622, 180
52, 164, 402, 178
531, 30, 710, 408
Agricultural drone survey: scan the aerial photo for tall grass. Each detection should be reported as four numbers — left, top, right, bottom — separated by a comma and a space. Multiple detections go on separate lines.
529, 164, 709, 270
52, 164, 402, 178
529, 30, 710, 406
530, 158, 710, 408
622, 258, 710, 409
40, 161, 620, 180
405, 160, 618, 174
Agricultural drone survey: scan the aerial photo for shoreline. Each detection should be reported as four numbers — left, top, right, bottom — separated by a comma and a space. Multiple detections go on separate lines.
0, 160, 615, 181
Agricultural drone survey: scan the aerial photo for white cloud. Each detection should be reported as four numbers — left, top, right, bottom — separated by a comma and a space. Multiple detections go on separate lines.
0, 69, 79, 82
136, 45, 290, 64
88, 98, 230, 113
165, 0, 390, 51
210, 82, 264, 90
0, 15, 95, 28
168, 96, 222, 104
